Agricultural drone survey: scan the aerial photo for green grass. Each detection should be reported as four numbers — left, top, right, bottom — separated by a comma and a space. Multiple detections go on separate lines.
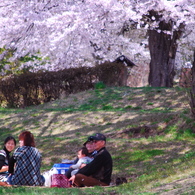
0, 86, 195, 194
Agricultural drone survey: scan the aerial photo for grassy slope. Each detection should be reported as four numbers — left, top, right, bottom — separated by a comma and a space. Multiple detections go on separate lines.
1, 86, 195, 195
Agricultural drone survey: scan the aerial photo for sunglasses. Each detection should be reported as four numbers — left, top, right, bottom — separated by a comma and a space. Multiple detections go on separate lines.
93, 140, 103, 143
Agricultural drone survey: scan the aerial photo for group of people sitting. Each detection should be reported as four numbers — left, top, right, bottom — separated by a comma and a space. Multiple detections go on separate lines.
0, 131, 113, 187
0, 131, 44, 186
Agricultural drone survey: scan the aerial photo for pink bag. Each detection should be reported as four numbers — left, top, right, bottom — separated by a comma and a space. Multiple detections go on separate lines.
51, 174, 71, 188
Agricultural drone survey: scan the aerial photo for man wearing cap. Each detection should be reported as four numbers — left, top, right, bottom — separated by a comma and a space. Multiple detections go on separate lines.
65, 139, 96, 179
69, 133, 112, 187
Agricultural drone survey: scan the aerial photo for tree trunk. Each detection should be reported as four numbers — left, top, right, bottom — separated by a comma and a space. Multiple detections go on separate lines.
189, 51, 195, 117
147, 11, 184, 87
148, 29, 173, 87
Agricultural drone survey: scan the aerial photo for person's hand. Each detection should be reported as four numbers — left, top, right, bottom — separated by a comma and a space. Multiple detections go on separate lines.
69, 175, 75, 184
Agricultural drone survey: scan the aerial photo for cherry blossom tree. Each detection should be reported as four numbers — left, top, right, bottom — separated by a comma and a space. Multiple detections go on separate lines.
0, 0, 194, 84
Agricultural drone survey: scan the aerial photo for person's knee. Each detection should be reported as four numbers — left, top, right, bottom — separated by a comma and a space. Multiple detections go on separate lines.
75, 173, 85, 180
74, 174, 86, 187
6, 175, 13, 185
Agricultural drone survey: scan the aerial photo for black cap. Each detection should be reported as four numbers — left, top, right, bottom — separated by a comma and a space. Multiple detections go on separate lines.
90, 133, 106, 141
83, 136, 94, 146
83, 133, 106, 145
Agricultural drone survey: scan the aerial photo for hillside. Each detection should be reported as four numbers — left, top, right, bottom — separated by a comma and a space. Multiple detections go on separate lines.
1, 85, 195, 195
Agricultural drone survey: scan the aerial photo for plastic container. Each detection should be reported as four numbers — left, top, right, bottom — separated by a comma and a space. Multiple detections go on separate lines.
53, 163, 73, 174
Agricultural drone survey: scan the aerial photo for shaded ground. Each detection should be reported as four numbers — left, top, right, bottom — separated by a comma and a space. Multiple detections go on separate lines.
1, 86, 195, 194
149, 176, 195, 195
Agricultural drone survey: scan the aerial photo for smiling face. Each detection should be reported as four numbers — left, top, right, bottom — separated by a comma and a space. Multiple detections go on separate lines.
5, 139, 16, 152
94, 140, 106, 151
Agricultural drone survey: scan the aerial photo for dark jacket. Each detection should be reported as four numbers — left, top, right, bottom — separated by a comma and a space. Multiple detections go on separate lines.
77, 147, 112, 185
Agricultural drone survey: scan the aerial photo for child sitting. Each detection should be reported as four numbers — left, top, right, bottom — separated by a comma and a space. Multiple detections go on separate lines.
70, 147, 93, 176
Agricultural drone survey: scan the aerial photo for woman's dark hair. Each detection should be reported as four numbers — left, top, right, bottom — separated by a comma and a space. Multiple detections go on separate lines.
4, 136, 16, 146
79, 147, 89, 156
19, 131, 35, 147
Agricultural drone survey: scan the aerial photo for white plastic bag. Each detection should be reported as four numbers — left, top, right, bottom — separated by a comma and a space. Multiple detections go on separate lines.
43, 168, 58, 187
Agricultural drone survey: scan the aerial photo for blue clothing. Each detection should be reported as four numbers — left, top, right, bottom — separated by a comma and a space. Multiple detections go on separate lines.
9, 146, 44, 186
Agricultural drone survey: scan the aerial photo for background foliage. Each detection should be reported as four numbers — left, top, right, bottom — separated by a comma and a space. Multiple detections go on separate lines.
0, 62, 127, 107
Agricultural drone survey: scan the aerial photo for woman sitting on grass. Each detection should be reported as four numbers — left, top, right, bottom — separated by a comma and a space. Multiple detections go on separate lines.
0, 136, 16, 182
8, 131, 44, 186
